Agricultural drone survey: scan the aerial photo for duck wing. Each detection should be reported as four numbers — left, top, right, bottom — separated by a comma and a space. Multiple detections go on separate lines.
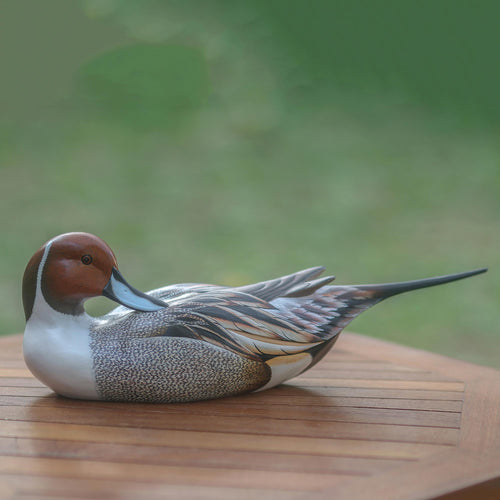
159, 282, 399, 362
161, 290, 325, 362
147, 267, 335, 304
156, 277, 378, 363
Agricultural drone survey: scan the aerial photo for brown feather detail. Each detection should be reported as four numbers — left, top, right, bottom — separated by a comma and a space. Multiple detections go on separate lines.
22, 247, 44, 321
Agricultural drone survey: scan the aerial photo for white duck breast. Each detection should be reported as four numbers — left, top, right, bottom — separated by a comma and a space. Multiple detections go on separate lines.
23, 241, 98, 400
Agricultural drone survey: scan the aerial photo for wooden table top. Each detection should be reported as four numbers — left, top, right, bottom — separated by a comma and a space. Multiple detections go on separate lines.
0, 333, 499, 500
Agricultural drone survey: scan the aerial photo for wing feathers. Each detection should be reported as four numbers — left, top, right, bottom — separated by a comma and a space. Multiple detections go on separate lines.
155, 273, 389, 362
235, 266, 326, 302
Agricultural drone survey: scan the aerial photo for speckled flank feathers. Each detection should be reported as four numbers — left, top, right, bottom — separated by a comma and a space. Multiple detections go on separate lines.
90, 335, 270, 403
89, 297, 273, 403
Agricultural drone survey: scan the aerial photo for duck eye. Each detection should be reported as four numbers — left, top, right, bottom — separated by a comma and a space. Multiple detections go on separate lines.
81, 255, 93, 265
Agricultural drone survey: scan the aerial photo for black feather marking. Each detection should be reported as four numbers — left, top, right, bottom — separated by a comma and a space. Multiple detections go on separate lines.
227, 304, 294, 329
283, 276, 336, 298
351, 269, 488, 299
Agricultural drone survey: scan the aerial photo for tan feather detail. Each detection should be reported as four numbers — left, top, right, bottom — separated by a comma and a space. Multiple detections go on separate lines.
233, 319, 320, 343
226, 330, 321, 356
226, 328, 320, 348
265, 352, 311, 367
255, 352, 313, 392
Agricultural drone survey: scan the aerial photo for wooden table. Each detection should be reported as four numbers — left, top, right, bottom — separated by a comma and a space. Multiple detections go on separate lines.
0, 333, 499, 500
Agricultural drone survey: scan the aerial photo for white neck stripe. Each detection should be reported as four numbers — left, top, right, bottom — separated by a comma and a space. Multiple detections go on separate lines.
36, 240, 53, 300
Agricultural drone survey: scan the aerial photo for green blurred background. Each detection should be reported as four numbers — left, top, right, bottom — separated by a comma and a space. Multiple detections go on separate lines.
1, 0, 498, 366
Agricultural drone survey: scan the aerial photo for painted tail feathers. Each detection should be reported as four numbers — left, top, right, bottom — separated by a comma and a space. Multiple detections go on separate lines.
352, 268, 488, 299
269, 268, 488, 342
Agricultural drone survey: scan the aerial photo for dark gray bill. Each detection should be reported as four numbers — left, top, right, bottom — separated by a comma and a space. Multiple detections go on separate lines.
103, 267, 167, 312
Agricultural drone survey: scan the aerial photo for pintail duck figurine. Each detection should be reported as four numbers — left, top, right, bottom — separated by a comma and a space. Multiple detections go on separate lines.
22, 232, 486, 403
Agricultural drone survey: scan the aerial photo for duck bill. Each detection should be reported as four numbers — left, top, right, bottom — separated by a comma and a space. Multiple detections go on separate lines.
103, 267, 167, 312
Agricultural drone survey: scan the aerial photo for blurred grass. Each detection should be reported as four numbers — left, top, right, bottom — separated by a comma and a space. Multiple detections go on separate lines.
0, 0, 498, 367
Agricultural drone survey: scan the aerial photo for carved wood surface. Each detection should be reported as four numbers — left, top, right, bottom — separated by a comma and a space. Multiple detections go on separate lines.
0, 333, 498, 499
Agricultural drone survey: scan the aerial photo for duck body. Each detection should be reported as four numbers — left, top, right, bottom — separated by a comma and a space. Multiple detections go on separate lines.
22, 233, 486, 403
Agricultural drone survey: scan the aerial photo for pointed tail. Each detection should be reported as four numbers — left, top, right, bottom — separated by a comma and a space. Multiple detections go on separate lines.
354, 268, 487, 299
308, 267, 487, 348
285, 267, 487, 369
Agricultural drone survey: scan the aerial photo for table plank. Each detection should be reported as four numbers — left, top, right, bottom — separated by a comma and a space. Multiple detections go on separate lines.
0, 391, 464, 411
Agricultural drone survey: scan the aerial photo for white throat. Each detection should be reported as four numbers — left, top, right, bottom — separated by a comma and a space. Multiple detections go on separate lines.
23, 241, 99, 400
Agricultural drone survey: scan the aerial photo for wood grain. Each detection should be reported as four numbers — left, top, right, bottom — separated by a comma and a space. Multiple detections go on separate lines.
0, 332, 499, 499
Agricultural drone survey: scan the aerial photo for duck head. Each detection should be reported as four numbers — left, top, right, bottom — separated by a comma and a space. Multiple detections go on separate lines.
23, 232, 166, 320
